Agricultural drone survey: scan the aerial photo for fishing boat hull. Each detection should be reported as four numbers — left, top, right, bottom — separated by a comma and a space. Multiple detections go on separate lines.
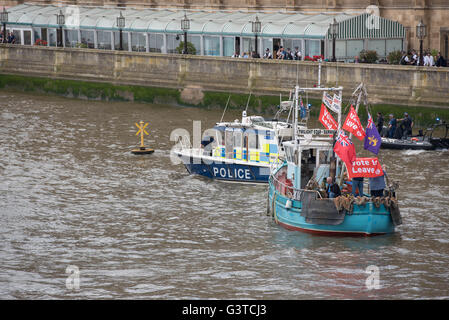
175, 149, 270, 183
380, 137, 435, 150
268, 183, 396, 236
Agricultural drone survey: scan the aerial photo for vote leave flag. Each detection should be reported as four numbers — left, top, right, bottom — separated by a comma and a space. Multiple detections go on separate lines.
334, 130, 356, 168
342, 105, 365, 141
347, 157, 383, 179
319, 103, 338, 130
364, 113, 382, 155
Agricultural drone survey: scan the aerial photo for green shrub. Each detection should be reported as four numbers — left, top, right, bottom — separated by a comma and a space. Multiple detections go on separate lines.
175, 41, 197, 55
359, 50, 379, 64
387, 50, 402, 64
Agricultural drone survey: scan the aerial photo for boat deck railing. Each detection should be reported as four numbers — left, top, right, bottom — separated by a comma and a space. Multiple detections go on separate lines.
269, 174, 323, 200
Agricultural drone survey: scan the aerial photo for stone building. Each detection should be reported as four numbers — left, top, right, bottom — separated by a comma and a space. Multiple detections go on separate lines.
2, 1, 449, 57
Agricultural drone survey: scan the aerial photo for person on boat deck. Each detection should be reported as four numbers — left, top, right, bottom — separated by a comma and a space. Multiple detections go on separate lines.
352, 177, 364, 197
397, 112, 413, 138
326, 177, 341, 198
388, 114, 397, 138
201, 136, 214, 156
369, 171, 386, 198
376, 112, 384, 136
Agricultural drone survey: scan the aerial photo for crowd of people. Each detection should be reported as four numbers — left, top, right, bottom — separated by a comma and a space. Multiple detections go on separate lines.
231, 46, 303, 60
399, 49, 447, 67
376, 112, 414, 139
0, 32, 17, 44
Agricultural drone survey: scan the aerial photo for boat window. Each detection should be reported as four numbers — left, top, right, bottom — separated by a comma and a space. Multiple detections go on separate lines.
225, 130, 234, 159
319, 150, 331, 164
233, 131, 242, 148
248, 130, 259, 149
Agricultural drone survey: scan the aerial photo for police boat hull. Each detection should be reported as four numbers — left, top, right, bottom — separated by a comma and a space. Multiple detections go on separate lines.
175, 149, 270, 183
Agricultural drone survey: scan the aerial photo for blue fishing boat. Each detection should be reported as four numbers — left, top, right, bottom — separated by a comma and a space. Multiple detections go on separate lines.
267, 85, 402, 236
175, 98, 308, 183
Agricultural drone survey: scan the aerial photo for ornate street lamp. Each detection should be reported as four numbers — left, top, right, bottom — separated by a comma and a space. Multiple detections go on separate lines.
117, 11, 125, 50
330, 18, 338, 62
56, 10, 65, 47
0, 7, 8, 44
416, 20, 427, 66
181, 12, 190, 54
252, 15, 261, 58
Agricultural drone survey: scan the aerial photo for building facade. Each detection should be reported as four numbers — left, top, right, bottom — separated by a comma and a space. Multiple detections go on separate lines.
3, 1, 449, 57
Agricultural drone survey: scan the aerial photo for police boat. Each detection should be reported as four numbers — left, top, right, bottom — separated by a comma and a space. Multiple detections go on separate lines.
174, 101, 308, 183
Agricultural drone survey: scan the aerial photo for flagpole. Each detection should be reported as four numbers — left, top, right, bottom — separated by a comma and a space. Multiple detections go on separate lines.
338, 83, 364, 185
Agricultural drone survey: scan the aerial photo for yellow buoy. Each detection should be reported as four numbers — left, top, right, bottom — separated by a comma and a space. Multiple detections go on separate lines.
131, 120, 155, 155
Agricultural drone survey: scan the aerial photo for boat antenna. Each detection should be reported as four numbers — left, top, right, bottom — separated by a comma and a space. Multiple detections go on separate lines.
220, 94, 232, 123
245, 91, 252, 113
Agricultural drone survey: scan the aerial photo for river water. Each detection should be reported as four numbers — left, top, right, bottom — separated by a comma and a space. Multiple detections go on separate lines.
0, 90, 448, 299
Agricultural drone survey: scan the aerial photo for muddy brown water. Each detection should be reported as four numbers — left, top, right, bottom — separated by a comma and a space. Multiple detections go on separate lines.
0, 90, 448, 299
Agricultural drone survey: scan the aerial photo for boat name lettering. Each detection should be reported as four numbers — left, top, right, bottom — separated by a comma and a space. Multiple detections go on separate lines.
212, 167, 252, 180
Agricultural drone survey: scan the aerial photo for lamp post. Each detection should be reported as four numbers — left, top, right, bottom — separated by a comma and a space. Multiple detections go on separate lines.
330, 18, 338, 62
56, 10, 64, 47
252, 15, 261, 58
0, 7, 8, 44
117, 11, 125, 51
181, 13, 190, 54
416, 20, 427, 66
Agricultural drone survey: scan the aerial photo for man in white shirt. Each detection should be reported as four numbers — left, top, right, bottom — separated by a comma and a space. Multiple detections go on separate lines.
424, 52, 435, 66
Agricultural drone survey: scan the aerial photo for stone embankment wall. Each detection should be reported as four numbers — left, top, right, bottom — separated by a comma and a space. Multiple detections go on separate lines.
0, 45, 448, 108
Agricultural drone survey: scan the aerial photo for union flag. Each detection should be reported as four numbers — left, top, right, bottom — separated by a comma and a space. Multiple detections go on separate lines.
334, 130, 357, 169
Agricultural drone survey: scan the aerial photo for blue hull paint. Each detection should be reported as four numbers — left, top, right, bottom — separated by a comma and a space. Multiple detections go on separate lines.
182, 156, 270, 183
268, 183, 395, 236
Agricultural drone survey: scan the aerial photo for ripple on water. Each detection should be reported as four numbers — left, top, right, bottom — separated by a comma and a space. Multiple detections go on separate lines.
0, 91, 449, 299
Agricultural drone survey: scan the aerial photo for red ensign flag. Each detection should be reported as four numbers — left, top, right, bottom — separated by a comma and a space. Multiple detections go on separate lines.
342, 105, 365, 141
319, 103, 338, 130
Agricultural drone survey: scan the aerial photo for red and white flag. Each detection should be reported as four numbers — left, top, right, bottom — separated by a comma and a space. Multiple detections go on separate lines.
347, 157, 384, 179
319, 103, 338, 130
342, 105, 365, 141
333, 130, 356, 168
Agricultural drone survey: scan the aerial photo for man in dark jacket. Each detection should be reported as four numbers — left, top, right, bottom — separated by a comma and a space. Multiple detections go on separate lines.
376, 112, 384, 135
326, 177, 341, 198
436, 52, 447, 67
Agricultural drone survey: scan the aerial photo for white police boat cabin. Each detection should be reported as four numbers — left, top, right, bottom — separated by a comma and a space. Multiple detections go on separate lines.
175, 110, 302, 183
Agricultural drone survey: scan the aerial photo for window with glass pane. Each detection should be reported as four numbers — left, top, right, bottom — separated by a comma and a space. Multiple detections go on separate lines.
283, 39, 292, 50
166, 34, 181, 53
335, 40, 346, 58
223, 37, 234, 57
346, 40, 364, 57
24, 30, 31, 45
368, 39, 386, 57
114, 31, 129, 50
204, 36, 220, 56
11, 30, 21, 44
80, 30, 94, 48
149, 33, 163, 52
131, 32, 146, 52
292, 39, 302, 52
386, 39, 403, 56
241, 37, 254, 55
262, 38, 273, 53
188, 35, 201, 55
33, 28, 41, 44
48, 29, 57, 46
97, 31, 112, 50
64, 29, 78, 47
305, 40, 320, 57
